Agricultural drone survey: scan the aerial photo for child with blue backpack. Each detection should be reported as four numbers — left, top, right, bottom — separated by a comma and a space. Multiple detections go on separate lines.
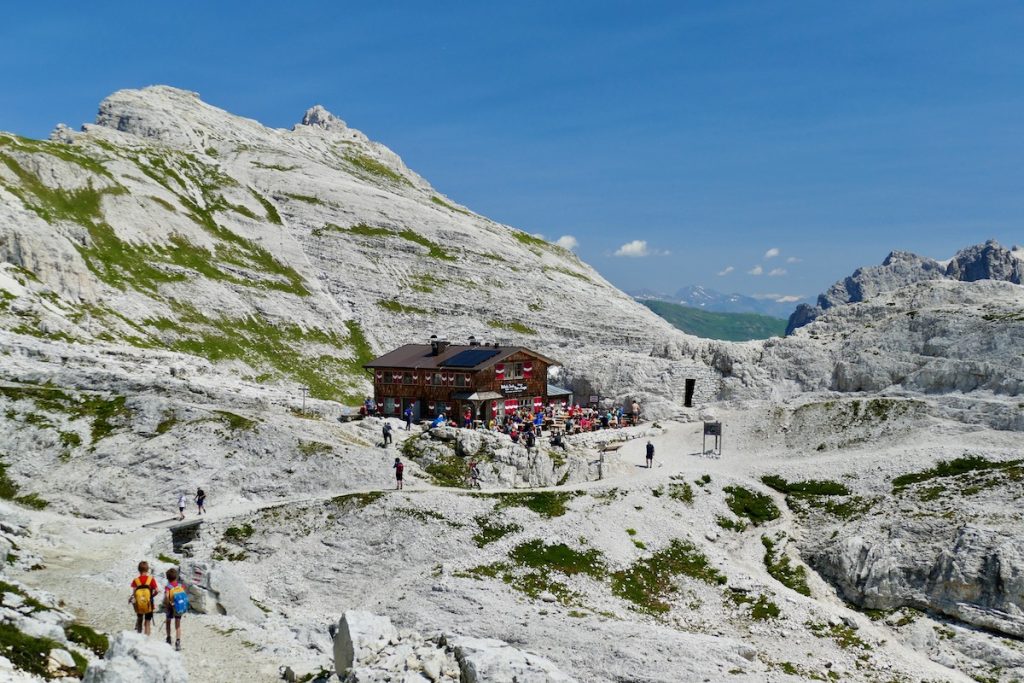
162, 567, 189, 651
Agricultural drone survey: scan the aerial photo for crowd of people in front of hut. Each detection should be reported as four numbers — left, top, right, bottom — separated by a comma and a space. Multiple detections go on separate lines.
373, 397, 642, 442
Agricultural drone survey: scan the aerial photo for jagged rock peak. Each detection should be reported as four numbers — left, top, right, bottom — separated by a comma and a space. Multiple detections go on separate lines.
301, 104, 347, 131
947, 239, 1024, 284
92, 85, 272, 149
786, 239, 1022, 335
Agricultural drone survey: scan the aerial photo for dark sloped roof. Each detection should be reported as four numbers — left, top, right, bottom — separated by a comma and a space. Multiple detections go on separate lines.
364, 344, 558, 371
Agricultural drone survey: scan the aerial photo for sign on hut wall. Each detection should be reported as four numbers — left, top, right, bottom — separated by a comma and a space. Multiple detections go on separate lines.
501, 382, 529, 394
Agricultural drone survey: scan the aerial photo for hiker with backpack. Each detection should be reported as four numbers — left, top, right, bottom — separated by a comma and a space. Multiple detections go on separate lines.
195, 488, 206, 515
382, 422, 393, 446
163, 567, 189, 651
404, 406, 413, 431
393, 457, 404, 490
646, 441, 655, 468
177, 492, 186, 520
130, 561, 158, 635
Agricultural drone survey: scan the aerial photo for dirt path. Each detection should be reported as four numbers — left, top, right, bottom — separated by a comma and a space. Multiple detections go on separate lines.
15, 520, 282, 681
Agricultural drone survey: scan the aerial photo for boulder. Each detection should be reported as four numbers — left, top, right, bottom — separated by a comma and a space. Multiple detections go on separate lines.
333, 611, 398, 676
83, 631, 188, 683
448, 636, 576, 683
207, 565, 265, 623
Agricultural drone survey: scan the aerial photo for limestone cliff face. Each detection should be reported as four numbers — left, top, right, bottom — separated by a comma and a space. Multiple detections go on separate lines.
0, 86, 714, 414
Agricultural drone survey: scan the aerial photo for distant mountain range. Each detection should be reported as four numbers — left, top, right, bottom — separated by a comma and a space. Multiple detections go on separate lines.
639, 299, 787, 341
630, 285, 808, 319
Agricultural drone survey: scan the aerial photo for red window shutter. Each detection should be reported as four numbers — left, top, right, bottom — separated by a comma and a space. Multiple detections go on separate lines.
375, 370, 383, 382
495, 364, 505, 379
523, 362, 533, 379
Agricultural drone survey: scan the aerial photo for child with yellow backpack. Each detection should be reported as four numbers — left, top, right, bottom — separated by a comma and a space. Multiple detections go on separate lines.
129, 561, 159, 635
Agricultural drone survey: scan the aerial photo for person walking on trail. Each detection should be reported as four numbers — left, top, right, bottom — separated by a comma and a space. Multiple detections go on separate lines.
194, 488, 206, 515
467, 459, 481, 489
632, 400, 641, 426
404, 406, 413, 431
646, 440, 655, 468
162, 567, 188, 651
382, 422, 393, 447
393, 457, 405, 490
177, 492, 186, 520
130, 561, 158, 635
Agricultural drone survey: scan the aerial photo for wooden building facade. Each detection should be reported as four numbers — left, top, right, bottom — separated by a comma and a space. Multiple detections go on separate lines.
364, 339, 562, 423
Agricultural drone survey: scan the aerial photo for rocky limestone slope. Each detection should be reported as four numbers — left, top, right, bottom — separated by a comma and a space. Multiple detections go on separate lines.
663, 279, 1024, 413
0, 85, 715, 418
786, 240, 1024, 333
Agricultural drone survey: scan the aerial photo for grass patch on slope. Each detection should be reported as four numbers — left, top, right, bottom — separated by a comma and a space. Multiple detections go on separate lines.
430, 195, 471, 214
0, 621, 85, 679
345, 153, 410, 185
762, 535, 811, 596
65, 623, 109, 657
143, 306, 373, 403
891, 455, 1024, 492
509, 540, 606, 578
483, 490, 585, 518
487, 319, 537, 335
640, 299, 786, 342
0, 385, 129, 447
723, 486, 780, 526
321, 223, 455, 261
611, 539, 726, 614
4, 147, 308, 296
761, 474, 874, 521
761, 476, 850, 496
377, 299, 428, 315
472, 516, 522, 547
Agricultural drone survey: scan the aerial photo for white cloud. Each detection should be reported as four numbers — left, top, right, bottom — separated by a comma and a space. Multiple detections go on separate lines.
763, 248, 780, 259
614, 240, 650, 257
768, 268, 787, 277
748, 265, 763, 275
751, 292, 802, 301
786, 256, 801, 264
775, 295, 802, 303
555, 235, 578, 250
717, 266, 735, 276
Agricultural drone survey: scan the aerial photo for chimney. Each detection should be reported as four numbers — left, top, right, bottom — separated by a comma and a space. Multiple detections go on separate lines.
430, 334, 450, 356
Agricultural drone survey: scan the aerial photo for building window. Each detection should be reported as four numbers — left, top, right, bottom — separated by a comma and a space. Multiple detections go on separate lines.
454, 373, 470, 388
509, 363, 524, 380
403, 372, 416, 385
431, 372, 444, 386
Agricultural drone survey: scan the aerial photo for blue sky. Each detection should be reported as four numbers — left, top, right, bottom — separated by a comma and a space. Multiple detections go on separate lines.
2, 1, 1022, 304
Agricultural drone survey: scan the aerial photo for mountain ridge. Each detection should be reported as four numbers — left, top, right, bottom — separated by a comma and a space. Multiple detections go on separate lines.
630, 285, 805, 319
786, 240, 1024, 334
0, 85, 716, 415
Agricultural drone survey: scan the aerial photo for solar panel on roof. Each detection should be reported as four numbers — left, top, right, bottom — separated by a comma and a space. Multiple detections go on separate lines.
441, 348, 501, 368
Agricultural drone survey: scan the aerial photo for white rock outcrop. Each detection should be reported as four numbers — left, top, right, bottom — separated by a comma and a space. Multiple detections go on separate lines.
448, 636, 577, 683
82, 631, 188, 683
